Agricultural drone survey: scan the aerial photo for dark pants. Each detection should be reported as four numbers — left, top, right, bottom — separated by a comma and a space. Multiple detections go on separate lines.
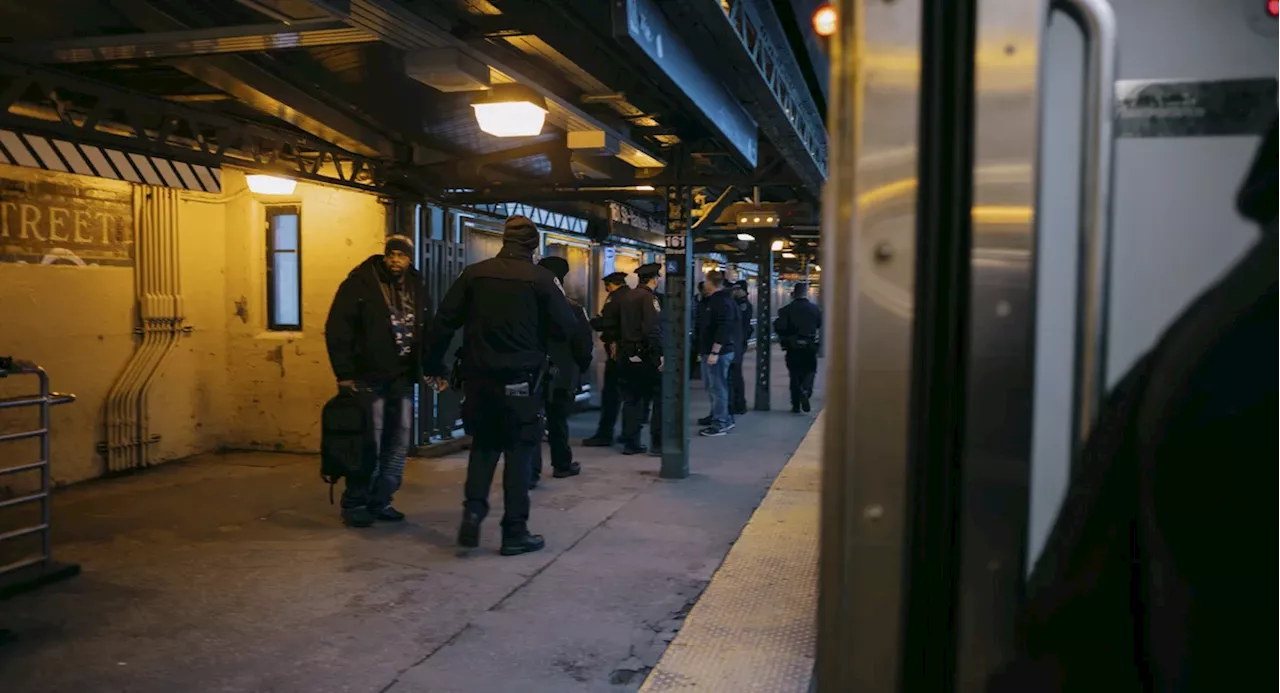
785, 348, 818, 407
460, 378, 542, 536
464, 438, 535, 537
729, 353, 748, 412
592, 357, 621, 439
341, 383, 412, 511
620, 363, 661, 447
533, 391, 573, 481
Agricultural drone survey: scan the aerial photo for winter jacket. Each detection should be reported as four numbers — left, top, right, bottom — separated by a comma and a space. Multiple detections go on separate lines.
324, 255, 430, 386
697, 289, 741, 356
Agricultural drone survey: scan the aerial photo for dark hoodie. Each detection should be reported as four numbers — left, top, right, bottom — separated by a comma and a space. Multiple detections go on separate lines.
324, 254, 431, 387
988, 121, 1277, 693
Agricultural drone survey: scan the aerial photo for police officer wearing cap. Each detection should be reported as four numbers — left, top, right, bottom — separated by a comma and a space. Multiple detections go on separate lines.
773, 283, 823, 413
423, 215, 579, 556
617, 262, 663, 455
585, 271, 630, 446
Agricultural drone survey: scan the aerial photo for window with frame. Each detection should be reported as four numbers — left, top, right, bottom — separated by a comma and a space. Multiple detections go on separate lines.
265, 206, 302, 331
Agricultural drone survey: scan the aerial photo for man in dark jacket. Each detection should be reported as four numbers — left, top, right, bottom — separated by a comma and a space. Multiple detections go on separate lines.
422, 216, 579, 556
696, 271, 741, 437
617, 262, 664, 455
729, 280, 754, 414
324, 234, 430, 527
987, 121, 1277, 693
530, 256, 592, 485
584, 271, 630, 446
774, 283, 822, 413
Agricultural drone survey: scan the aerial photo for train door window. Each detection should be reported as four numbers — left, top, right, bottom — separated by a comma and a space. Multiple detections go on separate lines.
265, 205, 302, 331
463, 220, 504, 266
543, 233, 591, 306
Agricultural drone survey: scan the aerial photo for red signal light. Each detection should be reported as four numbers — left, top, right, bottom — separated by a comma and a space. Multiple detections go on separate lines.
1269, 0, 1279, 18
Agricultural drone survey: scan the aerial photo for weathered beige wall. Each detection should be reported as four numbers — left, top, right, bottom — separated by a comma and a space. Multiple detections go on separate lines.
1, 164, 385, 487
219, 169, 387, 452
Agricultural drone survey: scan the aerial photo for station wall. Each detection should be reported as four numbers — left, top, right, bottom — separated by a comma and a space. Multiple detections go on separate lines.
0, 164, 385, 487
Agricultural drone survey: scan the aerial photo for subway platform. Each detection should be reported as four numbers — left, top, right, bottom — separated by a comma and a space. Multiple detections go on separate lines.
0, 350, 820, 693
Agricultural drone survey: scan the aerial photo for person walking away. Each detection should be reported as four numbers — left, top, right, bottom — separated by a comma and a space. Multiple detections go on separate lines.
324, 234, 431, 527
729, 280, 754, 415
696, 271, 742, 437
584, 271, 630, 446
530, 256, 592, 486
617, 262, 664, 456
774, 283, 822, 413
422, 216, 579, 556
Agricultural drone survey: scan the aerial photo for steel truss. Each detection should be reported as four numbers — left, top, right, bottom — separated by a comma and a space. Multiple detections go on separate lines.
0, 60, 391, 193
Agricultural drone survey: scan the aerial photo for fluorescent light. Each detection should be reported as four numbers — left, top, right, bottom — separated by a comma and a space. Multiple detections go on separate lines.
246, 174, 296, 195
782, 252, 797, 259
634, 185, 656, 191
814, 265, 822, 272
771, 240, 784, 251
737, 233, 755, 241
473, 101, 547, 137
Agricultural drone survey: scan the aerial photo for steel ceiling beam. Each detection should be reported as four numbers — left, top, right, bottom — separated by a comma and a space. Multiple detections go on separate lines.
322, 0, 666, 169
660, 0, 827, 194
0, 19, 377, 64
0, 60, 393, 193
108, 0, 393, 158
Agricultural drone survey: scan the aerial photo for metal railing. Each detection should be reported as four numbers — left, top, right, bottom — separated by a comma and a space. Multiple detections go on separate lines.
0, 363, 76, 583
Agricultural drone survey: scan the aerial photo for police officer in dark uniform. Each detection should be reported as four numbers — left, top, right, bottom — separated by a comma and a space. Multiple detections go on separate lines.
773, 283, 823, 413
423, 216, 579, 556
584, 271, 630, 446
617, 262, 663, 456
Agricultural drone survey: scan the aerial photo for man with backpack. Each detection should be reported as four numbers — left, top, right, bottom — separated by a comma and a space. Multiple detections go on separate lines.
323, 234, 431, 528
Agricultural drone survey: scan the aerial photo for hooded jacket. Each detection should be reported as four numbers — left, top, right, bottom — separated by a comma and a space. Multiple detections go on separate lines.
988, 120, 1277, 693
324, 255, 430, 386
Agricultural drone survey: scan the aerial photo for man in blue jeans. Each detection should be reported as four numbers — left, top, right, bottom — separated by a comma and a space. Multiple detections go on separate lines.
324, 234, 431, 527
696, 271, 742, 437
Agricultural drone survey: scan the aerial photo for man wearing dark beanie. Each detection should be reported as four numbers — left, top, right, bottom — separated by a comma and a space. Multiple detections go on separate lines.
324, 233, 429, 527
530, 256, 593, 487
422, 215, 580, 556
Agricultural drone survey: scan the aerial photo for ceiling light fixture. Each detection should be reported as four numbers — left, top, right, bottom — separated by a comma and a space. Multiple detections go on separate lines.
782, 252, 797, 259
771, 240, 784, 251
813, 5, 838, 37
472, 83, 548, 137
246, 174, 296, 195
737, 233, 756, 241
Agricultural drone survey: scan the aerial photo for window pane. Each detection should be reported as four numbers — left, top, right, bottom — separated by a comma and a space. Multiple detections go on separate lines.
272, 213, 299, 251
273, 252, 300, 327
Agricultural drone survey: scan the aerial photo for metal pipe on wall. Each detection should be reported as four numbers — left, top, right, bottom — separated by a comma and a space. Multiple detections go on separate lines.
138, 189, 185, 468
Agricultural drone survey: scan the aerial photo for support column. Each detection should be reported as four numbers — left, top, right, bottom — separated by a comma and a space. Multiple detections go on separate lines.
660, 186, 693, 479
754, 234, 774, 411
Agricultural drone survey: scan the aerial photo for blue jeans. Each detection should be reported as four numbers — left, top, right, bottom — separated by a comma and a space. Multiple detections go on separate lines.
703, 352, 735, 426
341, 384, 412, 511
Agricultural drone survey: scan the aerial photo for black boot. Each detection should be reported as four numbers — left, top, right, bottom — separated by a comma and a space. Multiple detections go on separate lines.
457, 510, 482, 548
552, 462, 582, 478
370, 506, 406, 522
582, 435, 613, 447
622, 442, 647, 455
500, 532, 546, 556
801, 397, 812, 413
342, 507, 375, 528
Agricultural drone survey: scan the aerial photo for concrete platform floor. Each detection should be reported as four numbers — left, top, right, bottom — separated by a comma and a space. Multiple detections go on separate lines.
1, 351, 822, 693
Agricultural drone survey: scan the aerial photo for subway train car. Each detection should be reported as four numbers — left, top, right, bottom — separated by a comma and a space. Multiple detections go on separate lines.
816, 0, 1276, 691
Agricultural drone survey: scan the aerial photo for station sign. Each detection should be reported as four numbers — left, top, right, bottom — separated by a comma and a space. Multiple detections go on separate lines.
0, 172, 133, 266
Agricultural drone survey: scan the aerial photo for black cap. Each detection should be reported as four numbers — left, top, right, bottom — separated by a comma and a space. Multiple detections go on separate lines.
603, 271, 628, 285
538, 256, 569, 281
733, 280, 749, 291
636, 262, 662, 280
503, 215, 540, 249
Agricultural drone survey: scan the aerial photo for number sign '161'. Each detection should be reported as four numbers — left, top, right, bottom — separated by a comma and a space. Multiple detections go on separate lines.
665, 234, 686, 251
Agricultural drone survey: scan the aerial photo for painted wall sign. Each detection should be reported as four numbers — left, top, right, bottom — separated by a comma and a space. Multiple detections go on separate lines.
608, 201, 665, 237
0, 174, 133, 266
1115, 78, 1277, 138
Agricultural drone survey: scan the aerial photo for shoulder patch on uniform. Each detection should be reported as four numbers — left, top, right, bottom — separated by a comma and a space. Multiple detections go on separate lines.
652, 297, 661, 313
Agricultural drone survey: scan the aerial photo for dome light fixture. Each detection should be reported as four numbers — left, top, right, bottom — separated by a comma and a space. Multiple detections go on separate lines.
472, 83, 549, 137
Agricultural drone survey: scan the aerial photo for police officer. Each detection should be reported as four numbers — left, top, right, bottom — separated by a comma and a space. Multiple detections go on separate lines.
584, 271, 630, 446
531, 256, 593, 486
617, 262, 663, 456
423, 216, 579, 556
773, 283, 823, 413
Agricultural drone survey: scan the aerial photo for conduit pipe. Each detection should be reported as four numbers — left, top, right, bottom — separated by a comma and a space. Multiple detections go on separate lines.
102, 186, 186, 473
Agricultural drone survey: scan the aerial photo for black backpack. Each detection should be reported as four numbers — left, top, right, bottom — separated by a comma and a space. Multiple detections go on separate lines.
320, 392, 376, 503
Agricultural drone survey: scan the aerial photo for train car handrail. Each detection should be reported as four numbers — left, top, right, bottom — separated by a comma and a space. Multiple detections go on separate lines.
1050, 0, 1119, 456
